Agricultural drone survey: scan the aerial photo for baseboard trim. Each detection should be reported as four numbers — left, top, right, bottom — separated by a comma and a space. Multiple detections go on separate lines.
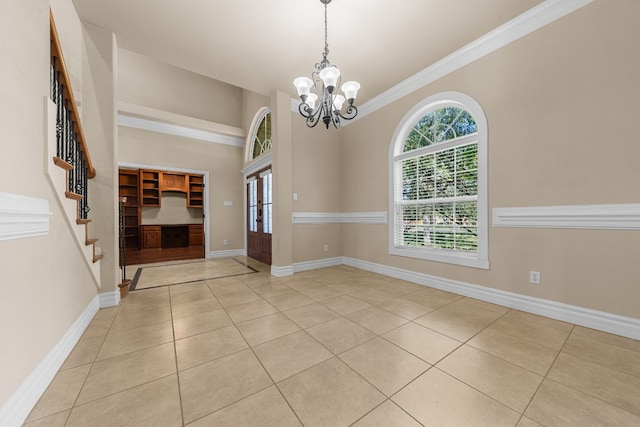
293, 257, 344, 273
207, 249, 245, 259
271, 264, 294, 277
343, 257, 640, 340
277, 255, 640, 340
0, 296, 99, 427
98, 289, 120, 308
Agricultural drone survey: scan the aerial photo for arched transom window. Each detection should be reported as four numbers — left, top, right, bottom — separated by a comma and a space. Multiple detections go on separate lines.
252, 111, 272, 160
390, 92, 489, 269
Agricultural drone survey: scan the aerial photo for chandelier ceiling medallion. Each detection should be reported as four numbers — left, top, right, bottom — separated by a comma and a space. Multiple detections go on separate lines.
293, 0, 361, 129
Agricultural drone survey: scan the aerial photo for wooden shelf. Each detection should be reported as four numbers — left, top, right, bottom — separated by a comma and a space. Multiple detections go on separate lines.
119, 169, 140, 250
188, 174, 204, 208
140, 170, 161, 207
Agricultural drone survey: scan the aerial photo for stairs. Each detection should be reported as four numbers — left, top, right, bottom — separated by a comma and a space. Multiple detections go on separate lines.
80, 221, 103, 263
52, 155, 103, 262
45, 97, 102, 288
47, 12, 102, 287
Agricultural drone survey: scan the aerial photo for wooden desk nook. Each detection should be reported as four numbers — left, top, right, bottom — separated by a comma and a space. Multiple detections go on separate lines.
119, 168, 205, 264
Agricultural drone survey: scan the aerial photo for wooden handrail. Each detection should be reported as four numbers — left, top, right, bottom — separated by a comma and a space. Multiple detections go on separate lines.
49, 9, 96, 179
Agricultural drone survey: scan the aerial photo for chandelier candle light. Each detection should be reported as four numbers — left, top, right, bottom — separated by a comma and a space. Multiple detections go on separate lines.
293, 0, 360, 129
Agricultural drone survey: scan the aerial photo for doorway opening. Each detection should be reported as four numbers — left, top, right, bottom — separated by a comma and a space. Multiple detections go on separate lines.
247, 167, 272, 265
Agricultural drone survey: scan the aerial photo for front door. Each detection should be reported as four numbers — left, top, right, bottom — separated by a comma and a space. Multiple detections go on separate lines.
247, 168, 272, 265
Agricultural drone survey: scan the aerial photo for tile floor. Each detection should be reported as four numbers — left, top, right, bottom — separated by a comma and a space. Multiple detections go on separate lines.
24, 259, 640, 426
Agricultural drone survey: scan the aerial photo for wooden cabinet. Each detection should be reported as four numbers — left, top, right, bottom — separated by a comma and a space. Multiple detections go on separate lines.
161, 172, 188, 192
140, 224, 202, 249
140, 170, 161, 206
189, 224, 204, 246
141, 225, 161, 249
118, 169, 140, 250
188, 174, 204, 208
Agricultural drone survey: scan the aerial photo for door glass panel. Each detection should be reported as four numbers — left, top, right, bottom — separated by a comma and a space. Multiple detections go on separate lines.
248, 179, 258, 232
262, 172, 272, 234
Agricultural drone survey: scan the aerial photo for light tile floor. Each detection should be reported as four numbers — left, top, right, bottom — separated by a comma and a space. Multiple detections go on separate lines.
24, 259, 640, 426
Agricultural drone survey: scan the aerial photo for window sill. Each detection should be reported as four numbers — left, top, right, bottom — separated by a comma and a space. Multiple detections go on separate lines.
389, 246, 489, 270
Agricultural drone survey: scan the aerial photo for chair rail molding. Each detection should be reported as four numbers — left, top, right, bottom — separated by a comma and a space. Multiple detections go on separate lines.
0, 192, 52, 241
292, 211, 388, 225
493, 204, 640, 230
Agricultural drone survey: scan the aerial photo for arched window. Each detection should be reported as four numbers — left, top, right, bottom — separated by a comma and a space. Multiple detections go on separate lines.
389, 92, 488, 269
250, 109, 272, 160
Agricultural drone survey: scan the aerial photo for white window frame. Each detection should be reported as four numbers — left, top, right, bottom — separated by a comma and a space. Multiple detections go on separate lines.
388, 91, 489, 269
245, 107, 272, 163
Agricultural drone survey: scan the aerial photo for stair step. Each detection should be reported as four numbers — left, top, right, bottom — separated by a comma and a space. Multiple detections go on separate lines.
65, 191, 82, 201
76, 219, 91, 225
93, 254, 104, 263
85, 238, 98, 245
53, 156, 73, 171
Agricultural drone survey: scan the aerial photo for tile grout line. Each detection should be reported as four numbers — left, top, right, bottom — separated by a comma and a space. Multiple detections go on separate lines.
198, 285, 307, 426
167, 287, 187, 427
515, 323, 576, 425
526, 325, 640, 421
374, 308, 518, 420
60, 305, 121, 426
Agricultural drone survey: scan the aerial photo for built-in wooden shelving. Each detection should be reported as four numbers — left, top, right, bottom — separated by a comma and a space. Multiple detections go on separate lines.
118, 169, 140, 249
188, 174, 204, 208
118, 168, 206, 264
140, 170, 161, 206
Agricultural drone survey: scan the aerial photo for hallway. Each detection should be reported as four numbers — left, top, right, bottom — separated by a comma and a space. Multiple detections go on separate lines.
24, 261, 640, 426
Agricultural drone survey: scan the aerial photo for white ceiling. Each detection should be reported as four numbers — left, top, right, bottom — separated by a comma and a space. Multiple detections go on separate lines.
72, 0, 544, 105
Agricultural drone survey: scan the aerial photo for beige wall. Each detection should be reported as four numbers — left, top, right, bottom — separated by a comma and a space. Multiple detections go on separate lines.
341, 1, 640, 319
141, 193, 203, 225
0, 0, 98, 407
242, 90, 270, 139
119, 48, 243, 127
119, 127, 244, 252
83, 22, 120, 296
117, 46, 250, 253
291, 116, 344, 263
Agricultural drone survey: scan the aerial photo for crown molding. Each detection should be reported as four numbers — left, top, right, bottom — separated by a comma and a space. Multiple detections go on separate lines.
118, 102, 245, 147
290, 0, 594, 122
118, 115, 245, 147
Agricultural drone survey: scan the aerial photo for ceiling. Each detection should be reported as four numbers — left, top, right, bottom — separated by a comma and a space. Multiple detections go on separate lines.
71, 0, 544, 105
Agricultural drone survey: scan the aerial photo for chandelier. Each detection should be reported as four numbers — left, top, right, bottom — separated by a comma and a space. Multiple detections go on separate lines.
293, 0, 361, 129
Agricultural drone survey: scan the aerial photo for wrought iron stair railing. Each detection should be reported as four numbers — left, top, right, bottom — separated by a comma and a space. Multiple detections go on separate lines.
49, 10, 102, 263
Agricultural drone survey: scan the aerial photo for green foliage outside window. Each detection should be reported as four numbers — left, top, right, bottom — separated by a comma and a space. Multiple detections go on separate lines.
252, 112, 272, 159
398, 107, 479, 252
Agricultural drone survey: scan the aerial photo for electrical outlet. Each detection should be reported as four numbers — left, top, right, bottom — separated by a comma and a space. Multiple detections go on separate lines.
223, 239, 228, 245
324, 244, 329, 252
530, 271, 541, 285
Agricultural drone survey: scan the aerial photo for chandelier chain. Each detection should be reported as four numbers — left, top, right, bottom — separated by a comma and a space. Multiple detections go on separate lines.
323, 1, 329, 63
